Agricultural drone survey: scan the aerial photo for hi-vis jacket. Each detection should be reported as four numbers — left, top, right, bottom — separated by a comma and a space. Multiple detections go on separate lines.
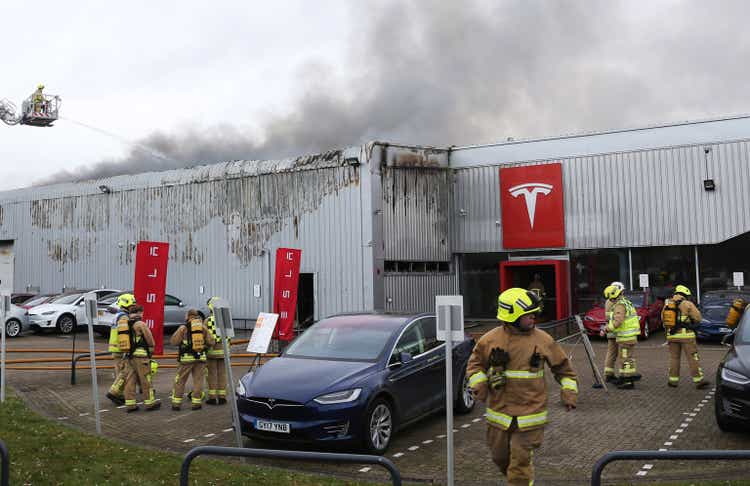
108, 311, 128, 353
662, 296, 702, 342
205, 315, 230, 359
170, 321, 215, 363
605, 297, 641, 343
467, 325, 578, 431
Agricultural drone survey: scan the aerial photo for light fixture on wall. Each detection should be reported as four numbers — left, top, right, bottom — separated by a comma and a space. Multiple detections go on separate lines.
98, 184, 112, 194
703, 147, 716, 192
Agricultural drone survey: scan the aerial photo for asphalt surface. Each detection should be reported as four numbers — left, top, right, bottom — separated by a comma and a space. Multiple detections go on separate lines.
2, 328, 750, 485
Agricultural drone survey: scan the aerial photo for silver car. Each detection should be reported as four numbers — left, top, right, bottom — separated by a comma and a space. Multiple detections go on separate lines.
4, 304, 30, 338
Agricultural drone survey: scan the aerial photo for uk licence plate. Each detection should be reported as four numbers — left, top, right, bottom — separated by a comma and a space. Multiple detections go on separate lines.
720, 327, 731, 333
256, 420, 291, 434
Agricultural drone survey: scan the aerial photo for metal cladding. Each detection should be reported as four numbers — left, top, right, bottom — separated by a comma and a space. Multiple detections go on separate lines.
0, 149, 368, 319
384, 274, 457, 313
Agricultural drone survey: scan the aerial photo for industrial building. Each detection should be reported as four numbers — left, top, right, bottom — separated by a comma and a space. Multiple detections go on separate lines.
2, 114, 750, 324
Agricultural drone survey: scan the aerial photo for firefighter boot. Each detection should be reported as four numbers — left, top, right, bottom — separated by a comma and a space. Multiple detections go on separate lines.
106, 392, 125, 406
695, 379, 711, 390
605, 375, 619, 383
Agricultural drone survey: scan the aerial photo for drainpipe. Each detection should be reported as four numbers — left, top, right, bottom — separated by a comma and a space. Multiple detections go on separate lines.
628, 249, 633, 291
694, 246, 701, 305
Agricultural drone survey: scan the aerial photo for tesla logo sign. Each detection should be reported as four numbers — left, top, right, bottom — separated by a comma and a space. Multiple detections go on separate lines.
500, 164, 565, 249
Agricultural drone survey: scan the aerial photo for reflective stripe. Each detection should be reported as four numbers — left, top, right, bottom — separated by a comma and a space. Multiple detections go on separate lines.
560, 377, 578, 393
693, 373, 704, 383
667, 328, 696, 340
469, 372, 488, 387
604, 367, 615, 373
505, 370, 544, 379
485, 409, 513, 429
668, 376, 679, 383
517, 410, 548, 429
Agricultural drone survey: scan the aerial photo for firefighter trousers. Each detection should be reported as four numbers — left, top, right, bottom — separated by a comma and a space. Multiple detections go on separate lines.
172, 361, 207, 408
486, 420, 544, 486
618, 342, 637, 380
207, 358, 227, 400
668, 340, 704, 386
124, 357, 158, 410
603, 338, 619, 377
108, 353, 128, 397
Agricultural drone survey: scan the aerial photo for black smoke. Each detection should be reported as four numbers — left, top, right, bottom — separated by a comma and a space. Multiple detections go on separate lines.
40, 0, 750, 184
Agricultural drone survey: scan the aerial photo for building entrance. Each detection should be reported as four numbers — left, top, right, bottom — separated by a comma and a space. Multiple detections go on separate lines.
499, 259, 570, 321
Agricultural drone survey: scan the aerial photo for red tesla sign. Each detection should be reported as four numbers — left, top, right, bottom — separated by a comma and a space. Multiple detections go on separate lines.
500, 163, 565, 249
273, 248, 301, 342
133, 241, 169, 354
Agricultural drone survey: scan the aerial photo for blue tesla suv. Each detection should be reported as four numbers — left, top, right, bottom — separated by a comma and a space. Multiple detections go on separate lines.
235, 313, 476, 454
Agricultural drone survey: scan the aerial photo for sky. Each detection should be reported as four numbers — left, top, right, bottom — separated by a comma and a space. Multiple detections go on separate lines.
2, 0, 750, 190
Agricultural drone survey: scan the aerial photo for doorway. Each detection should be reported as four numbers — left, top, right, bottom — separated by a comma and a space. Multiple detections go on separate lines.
499, 259, 570, 321
296, 273, 315, 329
0, 241, 15, 294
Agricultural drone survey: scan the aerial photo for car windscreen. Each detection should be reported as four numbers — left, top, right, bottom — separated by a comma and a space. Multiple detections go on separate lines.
50, 293, 83, 305
702, 306, 729, 322
99, 294, 120, 305
624, 294, 644, 307
284, 324, 394, 361
24, 295, 53, 307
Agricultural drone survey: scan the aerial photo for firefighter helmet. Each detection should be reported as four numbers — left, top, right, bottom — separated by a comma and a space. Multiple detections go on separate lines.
675, 285, 691, 297
37, 83, 44, 90
603, 285, 623, 300
496, 288, 542, 322
117, 293, 136, 309
611, 281, 625, 291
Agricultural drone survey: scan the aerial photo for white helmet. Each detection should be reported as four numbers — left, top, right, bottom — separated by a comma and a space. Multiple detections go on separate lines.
610, 281, 625, 291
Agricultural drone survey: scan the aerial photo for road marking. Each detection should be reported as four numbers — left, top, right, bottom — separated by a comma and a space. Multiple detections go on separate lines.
183, 438, 195, 443
685, 418, 693, 422
437, 434, 447, 439
636, 471, 648, 476
58, 416, 69, 420
643, 464, 653, 470
117, 405, 126, 409
452, 429, 459, 433
222, 428, 233, 433
689, 413, 697, 416
408, 446, 419, 451
680, 423, 688, 427
669, 435, 679, 440
359, 467, 371, 473
658, 448, 668, 451
79, 412, 89, 416
664, 442, 673, 446
100, 409, 109, 413
393, 453, 404, 458
701, 400, 708, 403
461, 424, 471, 429
203, 433, 215, 438
472, 418, 482, 423
422, 440, 433, 445
675, 429, 684, 433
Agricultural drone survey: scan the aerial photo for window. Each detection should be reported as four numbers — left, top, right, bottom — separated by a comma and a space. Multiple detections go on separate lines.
416, 317, 441, 352
164, 294, 181, 306
391, 323, 425, 362
384, 261, 451, 274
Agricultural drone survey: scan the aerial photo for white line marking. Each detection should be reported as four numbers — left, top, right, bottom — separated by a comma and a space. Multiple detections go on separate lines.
408, 446, 419, 451
472, 418, 482, 423
664, 442, 673, 446
689, 413, 697, 416
222, 428, 233, 433
359, 467, 371, 473
393, 453, 404, 458
701, 400, 708, 403
58, 416, 69, 420
658, 448, 668, 451
698, 404, 704, 408
675, 429, 684, 433
669, 435, 679, 440
686, 418, 693, 422
636, 471, 648, 476
79, 412, 89, 416
452, 429, 459, 433
680, 423, 688, 428
117, 405, 126, 409
437, 434, 447, 439
183, 438, 195, 443
203, 433, 215, 438
643, 464, 653, 470
422, 440, 433, 444
461, 424, 471, 429
100, 409, 109, 413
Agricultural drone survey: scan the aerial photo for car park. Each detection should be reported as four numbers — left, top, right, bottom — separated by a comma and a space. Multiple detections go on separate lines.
582, 289, 664, 339
27, 289, 120, 334
697, 290, 750, 342
715, 308, 750, 431
19, 293, 57, 310
235, 312, 476, 454
4, 304, 30, 338
94, 291, 208, 336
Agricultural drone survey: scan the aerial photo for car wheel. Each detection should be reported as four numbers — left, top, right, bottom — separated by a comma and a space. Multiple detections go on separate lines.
454, 367, 475, 414
57, 314, 76, 335
714, 389, 733, 432
363, 398, 393, 455
5, 319, 22, 338
642, 322, 650, 340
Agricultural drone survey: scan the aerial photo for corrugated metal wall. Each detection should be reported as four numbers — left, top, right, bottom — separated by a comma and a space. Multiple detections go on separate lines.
453, 138, 750, 252
0, 151, 371, 320
382, 167, 452, 261
383, 273, 457, 313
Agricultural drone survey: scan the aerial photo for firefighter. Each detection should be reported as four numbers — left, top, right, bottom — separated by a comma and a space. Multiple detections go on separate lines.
599, 281, 625, 383
122, 305, 161, 412
32, 84, 46, 114
169, 309, 215, 411
603, 284, 641, 389
105, 293, 136, 406
467, 287, 578, 486
205, 297, 229, 405
662, 285, 710, 389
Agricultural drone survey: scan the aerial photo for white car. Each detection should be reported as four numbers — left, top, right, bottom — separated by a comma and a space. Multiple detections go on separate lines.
4, 304, 30, 338
28, 289, 120, 334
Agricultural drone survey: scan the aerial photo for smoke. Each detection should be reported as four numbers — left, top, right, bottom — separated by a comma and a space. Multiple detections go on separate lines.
41, 0, 750, 184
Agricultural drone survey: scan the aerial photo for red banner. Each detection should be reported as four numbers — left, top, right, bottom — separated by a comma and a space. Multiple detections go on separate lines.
500, 163, 565, 249
133, 241, 169, 354
273, 248, 302, 342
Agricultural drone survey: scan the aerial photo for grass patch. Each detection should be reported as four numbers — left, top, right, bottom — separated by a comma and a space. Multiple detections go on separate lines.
0, 390, 385, 485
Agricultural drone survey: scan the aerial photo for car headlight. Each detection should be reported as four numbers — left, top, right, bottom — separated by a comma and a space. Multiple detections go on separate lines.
41, 311, 56, 316
721, 368, 750, 386
313, 388, 362, 405
236, 380, 246, 397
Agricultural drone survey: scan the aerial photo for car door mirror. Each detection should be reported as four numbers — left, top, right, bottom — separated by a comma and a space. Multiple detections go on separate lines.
399, 352, 413, 364
179, 301, 185, 307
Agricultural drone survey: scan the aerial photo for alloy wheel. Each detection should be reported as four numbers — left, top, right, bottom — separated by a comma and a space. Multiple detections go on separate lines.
369, 403, 392, 451
5, 320, 21, 338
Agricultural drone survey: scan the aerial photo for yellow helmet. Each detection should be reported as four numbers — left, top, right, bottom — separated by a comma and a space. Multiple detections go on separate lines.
611, 281, 625, 291
207, 296, 219, 311
496, 288, 542, 322
116, 293, 136, 309
37, 83, 44, 90
603, 285, 623, 300
675, 285, 691, 297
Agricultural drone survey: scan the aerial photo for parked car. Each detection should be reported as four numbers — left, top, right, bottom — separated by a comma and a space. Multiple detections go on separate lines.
715, 310, 750, 431
27, 289, 120, 334
697, 290, 750, 342
4, 304, 30, 338
235, 312, 476, 454
11, 293, 37, 305
19, 293, 57, 310
582, 289, 664, 339
94, 291, 208, 336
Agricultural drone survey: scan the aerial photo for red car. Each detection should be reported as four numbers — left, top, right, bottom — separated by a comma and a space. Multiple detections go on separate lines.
582, 290, 664, 339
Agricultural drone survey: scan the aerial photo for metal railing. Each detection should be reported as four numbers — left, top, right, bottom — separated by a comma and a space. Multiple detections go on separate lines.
70, 351, 111, 385
592, 450, 750, 486
180, 446, 402, 486
0, 439, 9, 486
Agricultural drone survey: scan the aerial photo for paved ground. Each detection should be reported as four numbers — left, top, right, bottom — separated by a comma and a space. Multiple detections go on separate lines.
3, 328, 750, 485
